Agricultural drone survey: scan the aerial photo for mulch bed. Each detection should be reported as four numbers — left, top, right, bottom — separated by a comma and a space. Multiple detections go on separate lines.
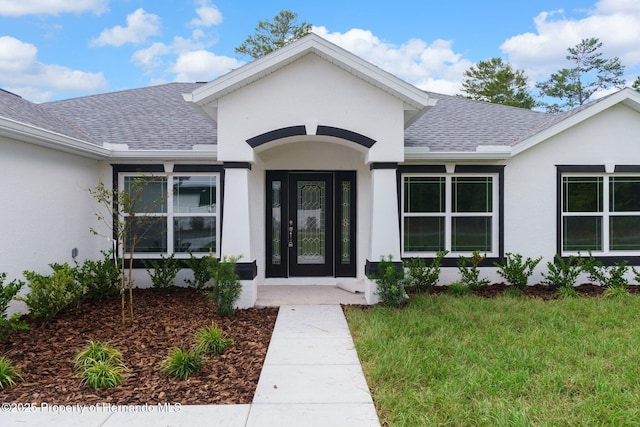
0, 287, 278, 406
426, 282, 640, 299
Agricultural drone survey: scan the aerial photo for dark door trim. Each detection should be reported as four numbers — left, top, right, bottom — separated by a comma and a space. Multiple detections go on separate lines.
266, 171, 357, 278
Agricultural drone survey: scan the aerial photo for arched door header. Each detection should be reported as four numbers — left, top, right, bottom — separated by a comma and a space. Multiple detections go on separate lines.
246, 125, 376, 149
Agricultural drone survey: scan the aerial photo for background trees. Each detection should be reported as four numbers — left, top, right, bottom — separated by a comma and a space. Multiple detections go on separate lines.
460, 57, 536, 109
536, 38, 625, 112
235, 10, 311, 59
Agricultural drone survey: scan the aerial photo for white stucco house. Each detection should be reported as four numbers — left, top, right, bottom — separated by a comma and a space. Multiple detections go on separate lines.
2, 34, 640, 307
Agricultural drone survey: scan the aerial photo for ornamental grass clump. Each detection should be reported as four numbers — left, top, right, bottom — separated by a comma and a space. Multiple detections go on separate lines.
162, 347, 203, 380
74, 341, 125, 389
0, 356, 21, 389
194, 322, 233, 355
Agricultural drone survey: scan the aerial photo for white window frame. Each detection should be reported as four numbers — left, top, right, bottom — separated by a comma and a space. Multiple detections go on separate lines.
119, 172, 220, 258
401, 173, 499, 258
561, 172, 640, 256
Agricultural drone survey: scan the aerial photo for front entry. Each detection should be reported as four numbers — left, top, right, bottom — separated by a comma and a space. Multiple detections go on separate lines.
266, 171, 356, 278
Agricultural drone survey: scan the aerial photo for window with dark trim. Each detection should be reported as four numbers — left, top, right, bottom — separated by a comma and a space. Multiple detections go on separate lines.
400, 167, 502, 258
119, 172, 220, 257
561, 172, 640, 255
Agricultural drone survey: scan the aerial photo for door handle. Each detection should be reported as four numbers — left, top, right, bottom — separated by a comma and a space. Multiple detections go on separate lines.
288, 220, 294, 247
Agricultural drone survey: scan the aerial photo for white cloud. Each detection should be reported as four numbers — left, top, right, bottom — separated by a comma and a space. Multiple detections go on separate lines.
171, 50, 242, 82
500, 0, 640, 82
312, 26, 472, 95
190, 0, 222, 28
0, 36, 107, 102
90, 8, 161, 47
0, 0, 108, 16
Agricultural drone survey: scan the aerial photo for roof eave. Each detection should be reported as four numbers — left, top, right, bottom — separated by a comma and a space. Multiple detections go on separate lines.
0, 117, 109, 160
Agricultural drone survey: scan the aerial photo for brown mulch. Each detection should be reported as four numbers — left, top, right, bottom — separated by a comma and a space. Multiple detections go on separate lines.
0, 287, 278, 406
426, 282, 640, 300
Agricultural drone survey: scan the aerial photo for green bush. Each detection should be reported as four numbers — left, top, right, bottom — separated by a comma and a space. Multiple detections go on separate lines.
208, 256, 242, 317
603, 286, 630, 298
144, 254, 182, 289
184, 252, 218, 290
162, 347, 202, 380
18, 263, 83, 320
457, 251, 490, 291
374, 256, 407, 307
194, 322, 233, 355
541, 255, 583, 289
403, 251, 448, 293
0, 356, 21, 389
0, 273, 28, 342
75, 250, 121, 301
583, 254, 629, 289
494, 253, 543, 290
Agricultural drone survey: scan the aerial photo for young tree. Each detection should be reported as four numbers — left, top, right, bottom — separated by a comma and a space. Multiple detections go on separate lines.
536, 38, 625, 112
235, 10, 311, 59
460, 57, 536, 109
89, 177, 166, 325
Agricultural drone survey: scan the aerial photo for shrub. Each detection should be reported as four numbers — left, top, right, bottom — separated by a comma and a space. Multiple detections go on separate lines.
0, 356, 21, 389
494, 253, 542, 290
162, 347, 202, 380
194, 322, 233, 355
448, 281, 470, 297
583, 254, 629, 289
80, 360, 125, 389
144, 254, 182, 289
0, 273, 28, 342
541, 255, 583, 289
208, 256, 242, 317
184, 252, 218, 290
18, 263, 83, 320
75, 250, 121, 301
74, 341, 125, 389
403, 251, 448, 293
634, 267, 640, 284
374, 255, 407, 307
74, 341, 123, 371
457, 251, 490, 291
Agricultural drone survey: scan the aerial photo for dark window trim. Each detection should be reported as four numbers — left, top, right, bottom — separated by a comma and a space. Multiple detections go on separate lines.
124, 259, 257, 280
396, 165, 505, 262
112, 164, 224, 263
556, 165, 640, 265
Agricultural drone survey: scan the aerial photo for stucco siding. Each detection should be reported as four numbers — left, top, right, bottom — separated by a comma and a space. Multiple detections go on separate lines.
0, 136, 109, 288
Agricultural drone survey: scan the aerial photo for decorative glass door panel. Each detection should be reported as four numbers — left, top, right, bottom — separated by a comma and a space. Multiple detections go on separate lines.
266, 171, 356, 278
296, 181, 326, 265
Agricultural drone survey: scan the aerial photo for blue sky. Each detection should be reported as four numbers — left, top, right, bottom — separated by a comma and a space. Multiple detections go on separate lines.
1, 0, 639, 102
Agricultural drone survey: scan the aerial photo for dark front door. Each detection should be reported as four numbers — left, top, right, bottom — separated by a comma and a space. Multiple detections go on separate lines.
266, 171, 356, 278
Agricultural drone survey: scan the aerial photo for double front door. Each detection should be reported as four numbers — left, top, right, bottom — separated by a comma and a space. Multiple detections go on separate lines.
266, 171, 356, 278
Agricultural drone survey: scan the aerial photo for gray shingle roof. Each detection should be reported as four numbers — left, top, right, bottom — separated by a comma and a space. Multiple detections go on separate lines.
44, 83, 217, 150
0, 89, 96, 143
405, 92, 551, 151
5, 82, 609, 154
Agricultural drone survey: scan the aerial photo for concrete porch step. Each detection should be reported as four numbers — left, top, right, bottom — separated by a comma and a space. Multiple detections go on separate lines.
255, 285, 367, 307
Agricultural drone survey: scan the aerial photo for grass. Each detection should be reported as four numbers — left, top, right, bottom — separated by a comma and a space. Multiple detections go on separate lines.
345, 293, 640, 426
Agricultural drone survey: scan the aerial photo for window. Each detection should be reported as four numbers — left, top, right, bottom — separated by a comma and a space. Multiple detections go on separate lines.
402, 173, 499, 256
562, 174, 640, 254
121, 173, 219, 257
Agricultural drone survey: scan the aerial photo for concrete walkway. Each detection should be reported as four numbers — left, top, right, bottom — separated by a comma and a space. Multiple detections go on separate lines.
1, 305, 380, 427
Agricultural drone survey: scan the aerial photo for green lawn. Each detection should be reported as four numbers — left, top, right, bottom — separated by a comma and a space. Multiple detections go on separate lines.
345, 294, 640, 426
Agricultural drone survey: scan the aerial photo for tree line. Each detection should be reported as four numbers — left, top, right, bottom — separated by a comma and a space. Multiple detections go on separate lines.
236, 10, 638, 112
